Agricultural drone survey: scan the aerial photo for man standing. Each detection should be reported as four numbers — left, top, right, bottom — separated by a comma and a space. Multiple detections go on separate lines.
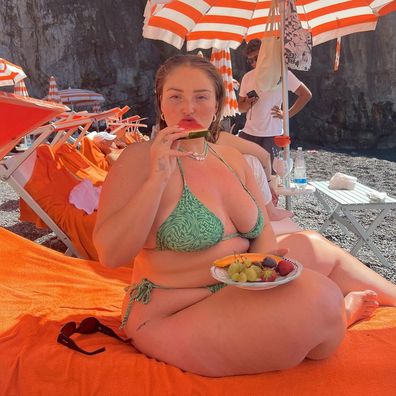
238, 39, 312, 164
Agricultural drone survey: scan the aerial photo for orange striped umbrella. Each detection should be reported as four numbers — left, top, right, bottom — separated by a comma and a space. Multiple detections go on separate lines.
14, 80, 29, 97
210, 48, 239, 118
57, 88, 105, 107
0, 58, 27, 87
371, 0, 396, 15
143, 0, 383, 50
47, 76, 61, 103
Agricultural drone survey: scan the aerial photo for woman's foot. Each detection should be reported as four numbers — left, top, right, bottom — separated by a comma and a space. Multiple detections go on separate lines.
269, 205, 294, 221
344, 290, 379, 327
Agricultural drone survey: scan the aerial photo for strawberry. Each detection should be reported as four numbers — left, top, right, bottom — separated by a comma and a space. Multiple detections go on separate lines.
261, 268, 277, 282
276, 260, 295, 276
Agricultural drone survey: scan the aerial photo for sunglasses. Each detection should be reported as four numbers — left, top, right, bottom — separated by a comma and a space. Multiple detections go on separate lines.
57, 317, 130, 356
247, 55, 258, 65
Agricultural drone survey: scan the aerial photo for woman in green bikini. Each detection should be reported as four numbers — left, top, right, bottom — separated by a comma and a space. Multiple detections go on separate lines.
93, 55, 396, 377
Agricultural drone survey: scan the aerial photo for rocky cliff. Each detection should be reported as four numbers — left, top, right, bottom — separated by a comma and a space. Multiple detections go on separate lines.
1, 0, 395, 149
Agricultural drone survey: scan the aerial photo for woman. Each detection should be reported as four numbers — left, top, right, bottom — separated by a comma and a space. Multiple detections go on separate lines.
93, 55, 396, 377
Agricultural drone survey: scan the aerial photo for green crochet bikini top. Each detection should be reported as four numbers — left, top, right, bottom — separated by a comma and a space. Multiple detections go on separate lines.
156, 145, 264, 252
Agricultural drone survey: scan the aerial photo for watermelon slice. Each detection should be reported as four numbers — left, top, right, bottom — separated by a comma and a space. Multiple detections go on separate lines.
177, 119, 209, 139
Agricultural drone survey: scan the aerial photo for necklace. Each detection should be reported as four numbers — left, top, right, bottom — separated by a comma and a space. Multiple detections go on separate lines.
179, 141, 209, 161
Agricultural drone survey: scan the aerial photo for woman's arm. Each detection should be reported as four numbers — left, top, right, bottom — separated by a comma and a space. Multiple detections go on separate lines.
93, 144, 166, 267
217, 132, 272, 179
93, 126, 190, 268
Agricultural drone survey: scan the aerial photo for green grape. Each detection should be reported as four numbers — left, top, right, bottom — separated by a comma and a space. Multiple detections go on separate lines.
245, 267, 258, 281
228, 261, 242, 276
243, 259, 252, 268
231, 272, 240, 282
238, 272, 248, 283
251, 265, 262, 276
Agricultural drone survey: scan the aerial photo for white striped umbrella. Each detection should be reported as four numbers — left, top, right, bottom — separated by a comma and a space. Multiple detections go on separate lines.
47, 76, 61, 103
14, 80, 29, 97
143, 0, 384, 50
0, 58, 27, 87
210, 48, 239, 118
57, 88, 105, 107
371, 0, 396, 14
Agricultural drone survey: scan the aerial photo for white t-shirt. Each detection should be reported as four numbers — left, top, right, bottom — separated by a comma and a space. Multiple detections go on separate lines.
239, 70, 302, 137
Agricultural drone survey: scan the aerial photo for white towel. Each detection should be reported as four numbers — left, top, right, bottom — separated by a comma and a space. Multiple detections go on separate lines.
328, 172, 357, 190
367, 191, 388, 202
69, 179, 102, 215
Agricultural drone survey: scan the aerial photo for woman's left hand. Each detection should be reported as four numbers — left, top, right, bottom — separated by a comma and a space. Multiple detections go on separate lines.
269, 247, 289, 257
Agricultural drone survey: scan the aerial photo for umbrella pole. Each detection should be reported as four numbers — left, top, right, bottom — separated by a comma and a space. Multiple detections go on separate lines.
279, 0, 292, 210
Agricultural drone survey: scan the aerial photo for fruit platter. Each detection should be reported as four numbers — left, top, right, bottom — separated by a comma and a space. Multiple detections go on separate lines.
210, 252, 303, 290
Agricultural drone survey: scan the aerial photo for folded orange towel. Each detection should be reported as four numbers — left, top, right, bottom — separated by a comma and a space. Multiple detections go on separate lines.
81, 136, 110, 171
56, 142, 107, 185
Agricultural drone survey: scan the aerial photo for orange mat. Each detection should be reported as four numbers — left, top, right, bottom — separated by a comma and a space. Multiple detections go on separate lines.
0, 227, 395, 396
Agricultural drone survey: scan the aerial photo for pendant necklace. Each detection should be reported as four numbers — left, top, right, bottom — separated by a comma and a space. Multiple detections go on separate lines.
179, 141, 209, 161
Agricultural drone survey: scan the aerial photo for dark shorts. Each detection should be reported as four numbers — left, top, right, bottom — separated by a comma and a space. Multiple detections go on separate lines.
238, 132, 277, 171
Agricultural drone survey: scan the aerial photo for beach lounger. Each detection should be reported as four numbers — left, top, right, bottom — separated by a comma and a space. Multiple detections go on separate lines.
0, 94, 104, 258
0, 226, 395, 396
15, 143, 99, 259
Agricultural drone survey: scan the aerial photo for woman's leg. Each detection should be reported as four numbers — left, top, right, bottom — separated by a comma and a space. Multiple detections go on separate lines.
125, 269, 346, 377
277, 230, 396, 325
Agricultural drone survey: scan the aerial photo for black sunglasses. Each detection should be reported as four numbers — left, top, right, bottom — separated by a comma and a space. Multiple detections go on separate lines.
57, 317, 130, 356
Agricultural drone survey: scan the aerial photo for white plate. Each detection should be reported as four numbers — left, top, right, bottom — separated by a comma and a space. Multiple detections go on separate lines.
210, 258, 303, 290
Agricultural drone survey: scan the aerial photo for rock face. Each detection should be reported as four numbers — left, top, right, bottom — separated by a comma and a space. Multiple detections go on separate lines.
0, 1, 395, 149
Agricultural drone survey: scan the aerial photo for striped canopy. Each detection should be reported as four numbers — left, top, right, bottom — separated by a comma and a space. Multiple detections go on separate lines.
210, 48, 239, 118
371, 0, 396, 15
47, 76, 61, 103
143, 0, 384, 50
14, 80, 29, 97
57, 88, 105, 107
0, 58, 27, 87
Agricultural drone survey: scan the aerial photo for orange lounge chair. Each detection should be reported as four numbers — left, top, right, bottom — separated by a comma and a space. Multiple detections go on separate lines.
18, 144, 98, 259
0, 227, 395, 396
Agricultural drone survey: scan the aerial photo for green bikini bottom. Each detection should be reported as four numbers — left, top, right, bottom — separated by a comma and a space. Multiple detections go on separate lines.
120, 278, 227, 329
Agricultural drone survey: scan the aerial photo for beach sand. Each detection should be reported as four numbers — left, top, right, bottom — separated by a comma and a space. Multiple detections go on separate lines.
0, 147, 395, 282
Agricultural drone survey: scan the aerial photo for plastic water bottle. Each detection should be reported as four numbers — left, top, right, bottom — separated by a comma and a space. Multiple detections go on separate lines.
293, 147, 307, 189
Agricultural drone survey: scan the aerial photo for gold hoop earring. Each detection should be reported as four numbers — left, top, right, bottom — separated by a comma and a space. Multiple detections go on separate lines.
161, 113, 165, 120
212, 114, 217, 123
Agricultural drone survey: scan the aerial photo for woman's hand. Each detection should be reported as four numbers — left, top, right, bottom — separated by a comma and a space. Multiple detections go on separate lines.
269, 247, 289, 257
150, 126, 190, 181
271, 106, 283, 119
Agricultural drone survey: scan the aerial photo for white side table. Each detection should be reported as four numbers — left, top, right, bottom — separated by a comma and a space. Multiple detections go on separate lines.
309, 180, 396, 267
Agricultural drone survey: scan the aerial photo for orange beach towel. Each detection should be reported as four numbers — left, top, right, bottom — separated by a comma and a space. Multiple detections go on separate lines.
0, 228, 395, 396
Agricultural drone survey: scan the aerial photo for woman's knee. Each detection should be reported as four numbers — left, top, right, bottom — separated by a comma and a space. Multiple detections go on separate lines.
303, 269, 346, 325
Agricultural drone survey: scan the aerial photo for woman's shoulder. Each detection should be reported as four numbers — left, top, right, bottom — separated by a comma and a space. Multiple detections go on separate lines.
210, 140, 248, 173
118, 140, 151, 163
